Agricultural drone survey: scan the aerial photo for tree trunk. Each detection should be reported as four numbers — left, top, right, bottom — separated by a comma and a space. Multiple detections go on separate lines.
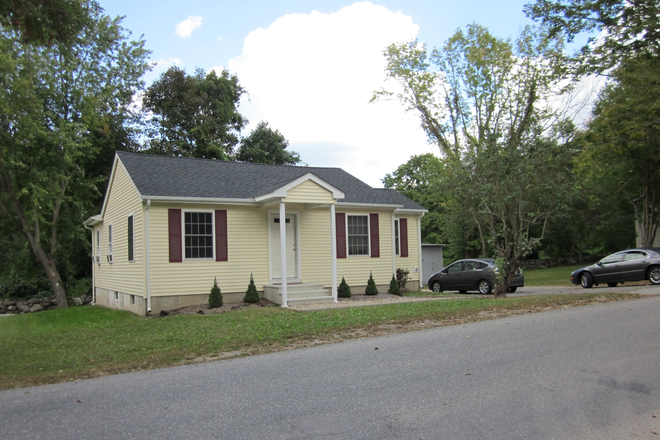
29, 238, 68, 308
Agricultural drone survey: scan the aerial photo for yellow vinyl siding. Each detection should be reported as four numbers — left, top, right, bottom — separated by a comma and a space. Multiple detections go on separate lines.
395, 215, 420, 283
336, 209, 396, 288
148, 204, 269, 296
283, 180, 335, 204
95, 160, 144, 296
299, 208, 332, 285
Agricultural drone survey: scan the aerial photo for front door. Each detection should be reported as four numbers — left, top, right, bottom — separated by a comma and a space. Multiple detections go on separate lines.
269, 214, 298, 280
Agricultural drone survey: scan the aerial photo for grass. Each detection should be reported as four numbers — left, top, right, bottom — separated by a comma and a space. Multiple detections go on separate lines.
523, 264, 586, 286
0, 291, 641, 390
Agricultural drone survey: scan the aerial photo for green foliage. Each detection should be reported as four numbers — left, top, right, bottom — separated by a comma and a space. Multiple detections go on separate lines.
243, 273, 260, 304
143, 66, 246, 159
0, 0, 91, 45
525, 0, 660, 72
365, 272, 378, 295
577, 56, 660, 248
396, 268, 409, 292
375, 24, 575, 297
337, 276, 351, 298
236, 121, 302, 165
0, 6, 150, 306
209, 277, 223, 308
388, 275, 401, 296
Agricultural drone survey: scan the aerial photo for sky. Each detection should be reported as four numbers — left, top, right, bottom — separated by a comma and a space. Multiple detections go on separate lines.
101, 0, 593, 187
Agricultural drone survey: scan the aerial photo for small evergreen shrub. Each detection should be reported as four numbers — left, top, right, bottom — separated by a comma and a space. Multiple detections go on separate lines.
365, 272, 378, 295
338, 276, 351, 298
396, 268, 410, 291
209, 277, 223, 308
388, 274, 401, 295
244, 273, 260, 303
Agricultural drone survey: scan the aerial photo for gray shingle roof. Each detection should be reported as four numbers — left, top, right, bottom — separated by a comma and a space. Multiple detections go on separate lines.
116, 151, 425, 211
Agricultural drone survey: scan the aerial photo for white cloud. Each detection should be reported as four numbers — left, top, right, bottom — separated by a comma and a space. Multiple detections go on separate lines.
176, 15, 204, 38
217, 35, 223, 42
228, 1, 435, 187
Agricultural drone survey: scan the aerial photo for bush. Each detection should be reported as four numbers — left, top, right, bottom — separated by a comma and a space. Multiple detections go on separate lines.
365, 272, 378, 295
338, 276, 351, 298
388, 274, 401, 295
209, 277, 223, 308
396, 268, 410, 292
244, 273, 260, 303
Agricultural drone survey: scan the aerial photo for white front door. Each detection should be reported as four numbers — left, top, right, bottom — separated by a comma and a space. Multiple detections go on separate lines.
269, 214, 298, 280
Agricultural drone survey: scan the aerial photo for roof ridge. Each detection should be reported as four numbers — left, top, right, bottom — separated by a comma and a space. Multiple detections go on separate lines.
116, 150, 344, 171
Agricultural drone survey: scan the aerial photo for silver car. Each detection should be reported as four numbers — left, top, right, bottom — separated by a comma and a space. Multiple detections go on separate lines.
570, 248, 660, 288
427, 258, 524, 294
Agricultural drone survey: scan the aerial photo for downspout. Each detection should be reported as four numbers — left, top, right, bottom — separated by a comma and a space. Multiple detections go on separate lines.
83, 223, 96, 305
145, 199, 152, 313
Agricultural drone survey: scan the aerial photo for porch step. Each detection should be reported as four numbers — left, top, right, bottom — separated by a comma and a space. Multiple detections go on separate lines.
263, 283, 334, 306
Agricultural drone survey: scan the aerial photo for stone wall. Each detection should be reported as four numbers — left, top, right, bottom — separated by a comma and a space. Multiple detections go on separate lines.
0, 295, 93, 314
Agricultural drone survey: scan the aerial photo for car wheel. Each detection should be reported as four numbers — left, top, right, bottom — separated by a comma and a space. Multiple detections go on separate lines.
459, 290, 467, 294
607, 282, 618, 287
648, 266, 660, 285
478, 280, 492, 294
580, 272, 594, 288
507, 287, 517, 293
431, 281, 443, 292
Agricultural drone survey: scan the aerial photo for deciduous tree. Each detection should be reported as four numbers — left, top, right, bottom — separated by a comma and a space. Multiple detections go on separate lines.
0, 4, 149, 306
374, 24, 575, 296
143, 66, 246, 160
236, 121, 301, 165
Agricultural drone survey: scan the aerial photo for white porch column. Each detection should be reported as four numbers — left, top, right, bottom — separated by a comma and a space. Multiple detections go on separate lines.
279, 200, 288, 308
330, 203, 338, 302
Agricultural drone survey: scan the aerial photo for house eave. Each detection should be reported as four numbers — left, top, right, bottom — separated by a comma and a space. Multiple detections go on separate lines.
141, 195, 256, 206
83, 214, 103, 226
336, 202, 404, 210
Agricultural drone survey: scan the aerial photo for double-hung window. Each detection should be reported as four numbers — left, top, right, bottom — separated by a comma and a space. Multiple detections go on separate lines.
127, 215, 134, 262
107, 225, 113, 263
184, 212, 214, 259
95, 230, 100, 264
394, 219, 400, 256
347, 215, 369, 256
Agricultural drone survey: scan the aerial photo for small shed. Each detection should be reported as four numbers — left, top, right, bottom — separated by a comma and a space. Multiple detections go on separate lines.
422, 244, 445, 286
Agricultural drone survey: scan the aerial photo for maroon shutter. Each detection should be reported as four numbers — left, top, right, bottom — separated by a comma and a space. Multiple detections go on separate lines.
369, 213, 380, 258
336, 212, 346, 259
215, 210, 228, 262
168, 209, 182, 263
400, 218, 409, 258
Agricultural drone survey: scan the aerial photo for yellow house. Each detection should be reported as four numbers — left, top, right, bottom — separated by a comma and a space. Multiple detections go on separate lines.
84, 152, 427, 315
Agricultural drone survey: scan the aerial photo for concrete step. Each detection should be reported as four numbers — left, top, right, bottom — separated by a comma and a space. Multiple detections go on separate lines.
263, 283, 333, 305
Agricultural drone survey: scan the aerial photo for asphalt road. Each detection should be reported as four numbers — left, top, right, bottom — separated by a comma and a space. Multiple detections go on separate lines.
2, 295, 659, 439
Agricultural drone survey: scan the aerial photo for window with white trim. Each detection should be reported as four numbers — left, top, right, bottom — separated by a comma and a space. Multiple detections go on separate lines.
184, 212, 214, 259
107, 225, 113, 263
394, 219, 400, 256
95, 229, 100, 264
127, 215, 134, 262
347, 215, 369, 256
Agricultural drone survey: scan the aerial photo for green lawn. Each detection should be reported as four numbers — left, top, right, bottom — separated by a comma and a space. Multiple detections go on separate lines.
523, 264, 586, 286
0, 291, 639, 390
